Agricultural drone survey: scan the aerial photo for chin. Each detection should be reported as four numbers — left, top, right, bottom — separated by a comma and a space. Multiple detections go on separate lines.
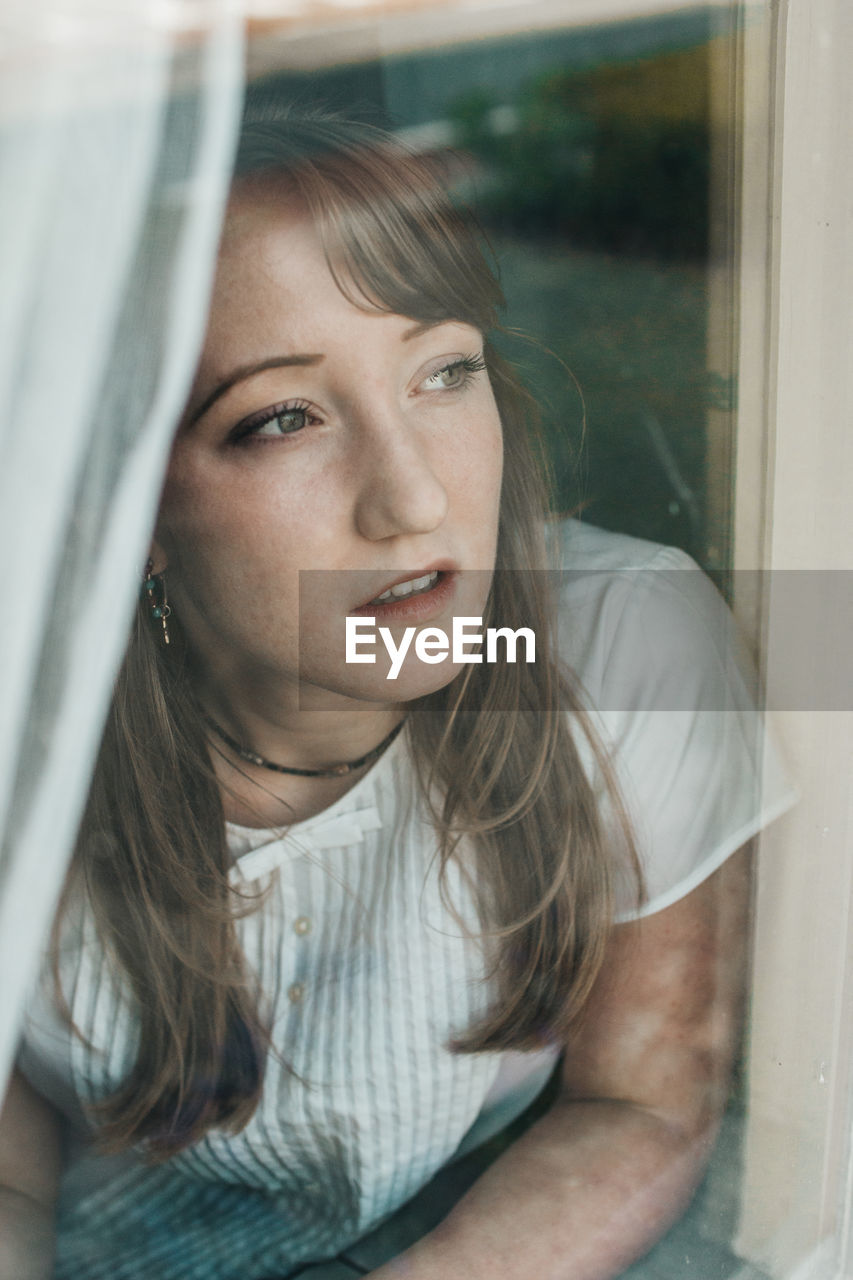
301, 661, 468, 709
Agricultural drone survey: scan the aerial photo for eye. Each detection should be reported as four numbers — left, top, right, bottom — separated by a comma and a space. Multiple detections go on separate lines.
230, 400, 317, 443
419, 353, 487, 393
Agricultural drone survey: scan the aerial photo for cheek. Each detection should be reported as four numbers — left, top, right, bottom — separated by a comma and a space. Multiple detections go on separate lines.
153, 454, 352, 648
452, 406, 503, 520
157, 452, 293, 563
156, 479, 245, 581
154, 465, 287, 623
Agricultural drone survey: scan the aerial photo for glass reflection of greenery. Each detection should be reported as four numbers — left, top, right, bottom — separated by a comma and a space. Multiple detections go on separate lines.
450, 46, 711, 257
256, 18, 723, 566
450, 45, 718, 564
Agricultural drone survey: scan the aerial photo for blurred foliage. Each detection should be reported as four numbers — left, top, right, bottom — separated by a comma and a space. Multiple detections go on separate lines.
258, 25, 728, 567
492, 239, 717, 559
451, 45, 711, 260
445, 42, 726, 566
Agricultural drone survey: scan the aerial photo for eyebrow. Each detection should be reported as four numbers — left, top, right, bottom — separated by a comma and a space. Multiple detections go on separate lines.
402, 320, 444, 342
186, 354, 324, 428
186, 322, 460, 428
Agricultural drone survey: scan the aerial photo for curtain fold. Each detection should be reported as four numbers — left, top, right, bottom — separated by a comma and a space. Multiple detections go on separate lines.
0, 2, 245, 1094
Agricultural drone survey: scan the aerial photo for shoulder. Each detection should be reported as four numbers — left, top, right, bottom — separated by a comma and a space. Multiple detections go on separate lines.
548, 517, 726, 711
548, 515, 683, 574
548, 519, 793, 918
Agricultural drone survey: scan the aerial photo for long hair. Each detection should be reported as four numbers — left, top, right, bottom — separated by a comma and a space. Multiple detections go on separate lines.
61, 107, 639, 1158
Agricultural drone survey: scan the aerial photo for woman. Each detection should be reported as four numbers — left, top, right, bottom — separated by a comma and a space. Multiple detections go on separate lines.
0, 110, 787, 1280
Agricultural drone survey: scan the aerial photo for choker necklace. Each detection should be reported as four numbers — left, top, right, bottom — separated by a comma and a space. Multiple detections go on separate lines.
202, 712, 404, 779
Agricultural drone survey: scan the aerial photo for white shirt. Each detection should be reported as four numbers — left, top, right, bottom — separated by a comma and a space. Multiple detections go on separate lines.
18, 521, 794, 1280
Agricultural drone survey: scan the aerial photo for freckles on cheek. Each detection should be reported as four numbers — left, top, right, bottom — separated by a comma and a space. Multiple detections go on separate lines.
455, 425, 502, 511
156, 450, 208, 538
157, 486, 223, 562
158, 454, 253, 547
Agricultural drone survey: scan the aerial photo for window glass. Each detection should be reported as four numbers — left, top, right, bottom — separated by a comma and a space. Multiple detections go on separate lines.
8, 7, 811, 1280
233, 8, 758, 1279
251, 3, 734, 572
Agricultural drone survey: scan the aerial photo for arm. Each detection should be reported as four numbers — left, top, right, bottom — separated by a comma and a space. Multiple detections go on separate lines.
369, 846, 751, 1280
0, 1068, 62, 1280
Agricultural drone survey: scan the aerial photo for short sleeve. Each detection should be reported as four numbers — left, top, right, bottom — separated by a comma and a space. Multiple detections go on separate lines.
554, 521, 796, 920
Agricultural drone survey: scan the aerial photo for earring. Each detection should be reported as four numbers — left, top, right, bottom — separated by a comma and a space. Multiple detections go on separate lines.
142, 558, 171, 646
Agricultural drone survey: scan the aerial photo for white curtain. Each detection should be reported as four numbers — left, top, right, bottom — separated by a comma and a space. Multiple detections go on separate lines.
0, 2, 245, 1094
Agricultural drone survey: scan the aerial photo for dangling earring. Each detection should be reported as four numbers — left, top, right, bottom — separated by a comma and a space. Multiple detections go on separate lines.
142, 558, 171, 646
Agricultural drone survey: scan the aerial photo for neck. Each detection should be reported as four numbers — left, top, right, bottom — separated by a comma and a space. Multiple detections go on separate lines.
203, 709, 403, 777
204, 697, 404, 772
196, 686, 405, 829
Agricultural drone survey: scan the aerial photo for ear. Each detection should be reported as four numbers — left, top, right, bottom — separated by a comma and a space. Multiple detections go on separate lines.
146, 537, 168, 577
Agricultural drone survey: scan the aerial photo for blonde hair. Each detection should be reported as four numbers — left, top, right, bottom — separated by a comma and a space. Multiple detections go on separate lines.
62, 109, 639, 1159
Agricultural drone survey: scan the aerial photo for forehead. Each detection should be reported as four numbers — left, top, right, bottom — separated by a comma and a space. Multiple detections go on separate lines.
198, 177, 415, 384
201, 161, 495, 366
205, 182, 340, 338
219, 175, 317, 270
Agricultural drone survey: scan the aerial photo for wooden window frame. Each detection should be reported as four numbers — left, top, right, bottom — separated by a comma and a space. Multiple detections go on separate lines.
734, 2, 853, 1277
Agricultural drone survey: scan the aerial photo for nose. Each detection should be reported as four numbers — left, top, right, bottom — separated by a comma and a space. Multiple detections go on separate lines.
353, 415, 449, 543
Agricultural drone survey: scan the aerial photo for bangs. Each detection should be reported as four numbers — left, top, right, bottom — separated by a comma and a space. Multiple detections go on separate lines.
233, 114, 504, 335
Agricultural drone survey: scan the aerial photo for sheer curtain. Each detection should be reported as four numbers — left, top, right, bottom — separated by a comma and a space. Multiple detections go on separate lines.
0, 2, 245, 1093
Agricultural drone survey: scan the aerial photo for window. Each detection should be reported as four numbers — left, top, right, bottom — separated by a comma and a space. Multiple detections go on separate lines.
3, 3, 850, 1277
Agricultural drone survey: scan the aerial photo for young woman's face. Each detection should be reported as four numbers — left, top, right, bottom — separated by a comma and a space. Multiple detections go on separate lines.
153, 181, 504, 708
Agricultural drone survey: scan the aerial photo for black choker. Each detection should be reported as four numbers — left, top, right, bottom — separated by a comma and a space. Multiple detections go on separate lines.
202, 713, 404, 778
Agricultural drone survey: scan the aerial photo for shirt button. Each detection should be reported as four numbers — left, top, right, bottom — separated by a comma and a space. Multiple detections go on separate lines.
293, 916, 312, 937
287, 982, 305, 1004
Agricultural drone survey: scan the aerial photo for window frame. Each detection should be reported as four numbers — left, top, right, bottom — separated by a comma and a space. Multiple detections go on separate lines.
734, 2, 853, 1277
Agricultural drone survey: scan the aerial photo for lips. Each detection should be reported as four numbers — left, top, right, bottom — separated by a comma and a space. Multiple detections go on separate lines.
370, 570, 439, 604
350, 563, 458, 620
354, 562, 457, 610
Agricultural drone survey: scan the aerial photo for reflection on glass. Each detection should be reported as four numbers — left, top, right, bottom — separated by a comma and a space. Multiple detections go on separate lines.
262, 5, 731, 570
3, 6, 790, 1280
